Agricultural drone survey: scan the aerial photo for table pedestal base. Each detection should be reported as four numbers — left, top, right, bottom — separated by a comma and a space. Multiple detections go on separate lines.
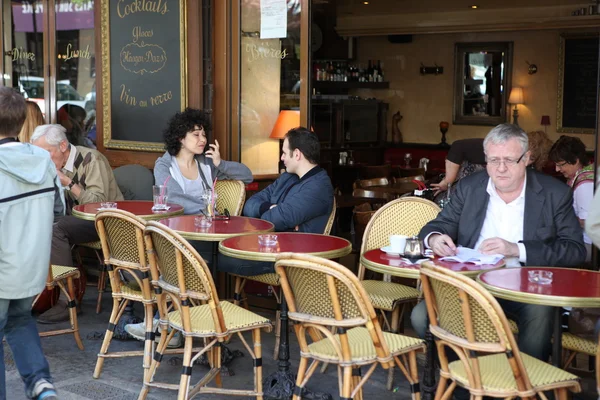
196, 344, 244, 376
115, 304, 142, 340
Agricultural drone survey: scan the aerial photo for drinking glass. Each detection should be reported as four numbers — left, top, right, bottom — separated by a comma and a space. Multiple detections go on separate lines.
200, 193, 218, 217
194, 215, 213, 228
527, 270, 553, 285
152, 185, 169, 211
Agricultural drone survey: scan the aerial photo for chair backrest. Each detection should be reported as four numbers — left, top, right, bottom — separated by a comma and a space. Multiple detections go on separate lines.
214, 180, 246, 216
113, 164, 154, 201
144, 221, 225, 335
352, 188, 394, 202
275, 252, 393, 365
323, 197, 337, 235
419, 262, 533, 392
392, 175, 425, 184
360, 164, 392, 180
95, 209, 152, 298
397, 167, 426, 178
358, 197, 440, 279
353, 177, 389, 189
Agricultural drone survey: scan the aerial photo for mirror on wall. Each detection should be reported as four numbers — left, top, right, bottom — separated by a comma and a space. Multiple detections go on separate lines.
453, 42, 513, 126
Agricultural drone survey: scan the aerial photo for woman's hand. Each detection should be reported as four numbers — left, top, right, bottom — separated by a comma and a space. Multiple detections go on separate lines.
430, 179, 448, 196
205, 139, 222, 167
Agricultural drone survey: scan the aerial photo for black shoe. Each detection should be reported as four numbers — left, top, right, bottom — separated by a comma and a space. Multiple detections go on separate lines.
37, 300, 70, 324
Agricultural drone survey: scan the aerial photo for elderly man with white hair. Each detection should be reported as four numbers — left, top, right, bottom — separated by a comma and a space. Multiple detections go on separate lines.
31, 124, 123, 323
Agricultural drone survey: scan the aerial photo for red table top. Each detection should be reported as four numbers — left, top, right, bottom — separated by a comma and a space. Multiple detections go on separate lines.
219, 232, 352, 262
478, 267, 600, 307
71, 200, 184, 221
158, 215, 274, 241
361, 248, 505, 278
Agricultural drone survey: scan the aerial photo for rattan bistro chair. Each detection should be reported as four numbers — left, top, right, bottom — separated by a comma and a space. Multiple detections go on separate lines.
358, 197, 440, 334
93, 209, 156, 380
275, 253, 425, 400
232, 198, 337, 360
74, 240, 109, 314
420, 262, 581, 400
34, 264, 84, 350
138, 221, 272, 400
214, 180, 246, 216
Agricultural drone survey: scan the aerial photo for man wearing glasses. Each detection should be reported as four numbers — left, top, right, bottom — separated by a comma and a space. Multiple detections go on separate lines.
411, 123, 585, 364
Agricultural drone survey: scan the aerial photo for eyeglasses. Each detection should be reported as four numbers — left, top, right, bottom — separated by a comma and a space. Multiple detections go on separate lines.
486, 151, 526, 167
555, 161, 568, 168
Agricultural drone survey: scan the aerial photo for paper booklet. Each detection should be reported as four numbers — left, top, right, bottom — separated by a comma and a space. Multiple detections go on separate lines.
439, 246, 504, 265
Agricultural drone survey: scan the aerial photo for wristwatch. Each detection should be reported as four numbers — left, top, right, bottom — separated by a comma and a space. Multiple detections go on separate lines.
68, 180, 76, 189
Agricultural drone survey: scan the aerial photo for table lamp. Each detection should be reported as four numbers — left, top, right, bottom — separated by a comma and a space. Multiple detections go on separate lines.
508, 87, 524, 127
540, 115, 550, 133
270, 110, 300, 173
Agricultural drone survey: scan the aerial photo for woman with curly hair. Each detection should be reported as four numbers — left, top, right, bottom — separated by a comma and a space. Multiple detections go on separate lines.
18, 101, 44, 143
526, 130, 553, 171
154, 108, 253, 215
549, 135, 593, 261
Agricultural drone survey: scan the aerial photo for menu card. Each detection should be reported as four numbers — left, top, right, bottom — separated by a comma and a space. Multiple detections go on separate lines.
440, 247, 504, 265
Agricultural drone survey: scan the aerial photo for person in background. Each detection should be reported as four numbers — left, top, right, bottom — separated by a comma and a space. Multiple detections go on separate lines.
526, 130, 553, 171
430, 138, 486, 196
0, 87, 63, 400
153, 108, 253, 215
412, 123, 585, 366
31, 124, 123, 323
218, 127, 334, 277
550, 135, 594, 262
18, 100, 44, 144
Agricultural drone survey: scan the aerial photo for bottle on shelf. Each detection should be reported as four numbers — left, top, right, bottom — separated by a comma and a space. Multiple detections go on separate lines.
377, 60, 384, 82
367, 60, 374, 82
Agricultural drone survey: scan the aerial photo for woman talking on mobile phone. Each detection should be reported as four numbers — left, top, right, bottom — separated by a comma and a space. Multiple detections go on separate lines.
154, 108, 253, 216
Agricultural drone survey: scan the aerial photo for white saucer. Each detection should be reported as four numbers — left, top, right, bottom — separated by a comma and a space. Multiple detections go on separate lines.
381, 246, 404, 257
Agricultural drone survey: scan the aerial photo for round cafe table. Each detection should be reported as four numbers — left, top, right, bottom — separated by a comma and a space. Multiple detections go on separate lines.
361, 248, 505, 279
158, 215, 274, 242
219, 232, 352, 400
72, 200, 184, 221
478, 267, 600, 367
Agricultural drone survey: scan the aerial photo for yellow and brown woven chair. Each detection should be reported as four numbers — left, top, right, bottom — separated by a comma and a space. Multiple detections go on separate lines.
420, 262, 581, 400
93, 209, 157, 380
34, 264, 84, 350
232, 197, 337, 360
358, 197, 440, 334
214, 179, 246, 216
74, 241, 109, 314
275, 253, 425, 400
138, 221, 272, 400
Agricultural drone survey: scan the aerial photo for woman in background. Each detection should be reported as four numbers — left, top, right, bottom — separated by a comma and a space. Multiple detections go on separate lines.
549, 135, 593, 261
527, 130, 553, 171
18, 101, 44, 143
431, 138, 486, 196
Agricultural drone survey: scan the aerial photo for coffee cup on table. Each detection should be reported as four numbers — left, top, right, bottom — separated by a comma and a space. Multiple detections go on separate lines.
389, 235, 408, 253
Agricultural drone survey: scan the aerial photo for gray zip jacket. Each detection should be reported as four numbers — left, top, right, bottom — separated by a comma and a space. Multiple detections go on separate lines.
154, 151, 253, 215
0, 142, 64, 299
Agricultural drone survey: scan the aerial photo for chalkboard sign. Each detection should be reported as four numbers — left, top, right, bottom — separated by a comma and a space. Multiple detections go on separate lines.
100, 0, 187, 152
557, 34, 599, 134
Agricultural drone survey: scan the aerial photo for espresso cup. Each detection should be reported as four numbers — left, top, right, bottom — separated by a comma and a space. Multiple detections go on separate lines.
390, 235, 408, 253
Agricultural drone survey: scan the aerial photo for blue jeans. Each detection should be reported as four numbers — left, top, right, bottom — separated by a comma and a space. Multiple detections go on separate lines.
0, 297, 53, 400
410, 297, 554, 361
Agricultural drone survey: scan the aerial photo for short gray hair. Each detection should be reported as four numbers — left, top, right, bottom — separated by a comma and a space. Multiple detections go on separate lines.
30, 124, 68, 146
483, 123, 528, 154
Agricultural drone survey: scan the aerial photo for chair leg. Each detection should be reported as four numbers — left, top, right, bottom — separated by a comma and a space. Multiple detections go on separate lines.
177, 335, 194, 400
142, 304, 155, 382
96, 262, 108, 314
554, 388, 568, 400
273, 308, 281, 360
292, 357, 310, 400
65, 277, 84, 350
253, 329, 264, 400
138, 324, 170, 400
93, 297, 125, 379
562, 351, 577, 369
341, 366, 353, 399
233, 277, 245, 306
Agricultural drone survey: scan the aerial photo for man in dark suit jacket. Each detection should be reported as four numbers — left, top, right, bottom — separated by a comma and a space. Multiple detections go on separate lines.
412, 123, 586, 362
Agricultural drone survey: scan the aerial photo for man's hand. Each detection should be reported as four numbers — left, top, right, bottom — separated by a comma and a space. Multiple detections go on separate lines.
478, 237, 519, 257
205, 139, 222, 167
430, 179, 449, 196
56, 170, 71, 187
429, 234, 457, 256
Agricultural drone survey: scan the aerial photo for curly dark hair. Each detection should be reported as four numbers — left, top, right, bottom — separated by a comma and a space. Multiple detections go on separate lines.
549, 135, 589, 166
164, 108, 212, 155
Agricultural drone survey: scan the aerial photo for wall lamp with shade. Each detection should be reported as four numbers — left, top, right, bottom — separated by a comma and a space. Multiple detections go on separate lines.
508, 87, 524, 127
270, 110, 300, 173
540, 115, 550, 133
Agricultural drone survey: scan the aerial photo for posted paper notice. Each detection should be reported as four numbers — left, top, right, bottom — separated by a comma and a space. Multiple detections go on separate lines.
260, 0, 287, 39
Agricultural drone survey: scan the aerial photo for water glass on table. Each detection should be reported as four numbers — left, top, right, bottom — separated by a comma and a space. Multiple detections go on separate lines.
152, 185, 169, 211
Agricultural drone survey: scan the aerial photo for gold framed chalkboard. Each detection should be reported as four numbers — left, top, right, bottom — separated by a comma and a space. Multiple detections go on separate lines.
557, 33, 598, 134
101, 0, 188, 152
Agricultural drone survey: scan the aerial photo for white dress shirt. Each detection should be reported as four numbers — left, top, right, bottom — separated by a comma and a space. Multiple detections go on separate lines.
473, 177, 527, 267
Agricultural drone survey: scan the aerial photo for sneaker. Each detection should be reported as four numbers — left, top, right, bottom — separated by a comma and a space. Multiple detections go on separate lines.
37, 300, 70, 324
31, 379, 58, 400
124, 319, 158, 341
155, 329, 183, 349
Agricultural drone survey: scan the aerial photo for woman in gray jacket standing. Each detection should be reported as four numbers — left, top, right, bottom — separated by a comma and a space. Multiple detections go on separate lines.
154, 108, 253, 216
